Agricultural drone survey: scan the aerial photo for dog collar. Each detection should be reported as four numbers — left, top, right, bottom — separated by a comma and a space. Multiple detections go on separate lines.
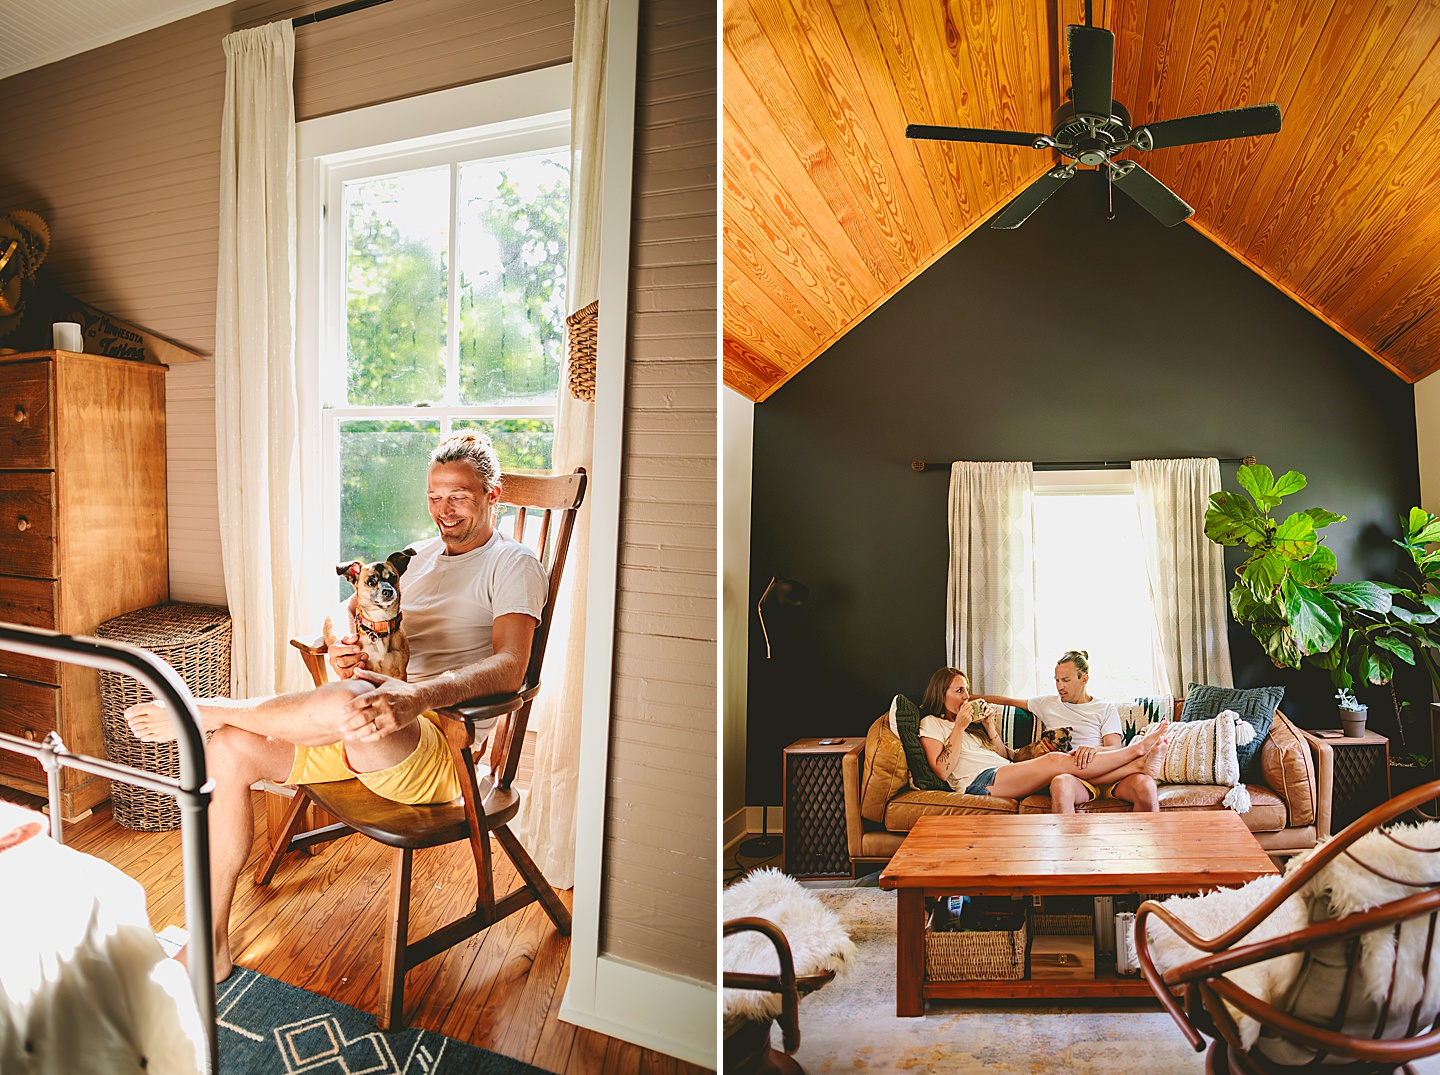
356, 610, 402, 639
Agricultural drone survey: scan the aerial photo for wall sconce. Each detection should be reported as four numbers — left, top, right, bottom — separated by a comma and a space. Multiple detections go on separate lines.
757, 575, 809, 660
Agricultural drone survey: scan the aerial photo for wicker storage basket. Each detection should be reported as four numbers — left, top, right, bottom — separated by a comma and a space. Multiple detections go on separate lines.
565, 299, 598, 401
1031, 913, 1094, 935
96, 603, 232, 831
926, 918, 1028, 981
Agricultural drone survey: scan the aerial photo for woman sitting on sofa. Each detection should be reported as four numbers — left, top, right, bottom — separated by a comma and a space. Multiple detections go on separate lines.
918, 667, 1170, 798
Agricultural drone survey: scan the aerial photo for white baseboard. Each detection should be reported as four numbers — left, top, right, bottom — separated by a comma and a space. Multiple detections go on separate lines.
560, 955, 716, 1069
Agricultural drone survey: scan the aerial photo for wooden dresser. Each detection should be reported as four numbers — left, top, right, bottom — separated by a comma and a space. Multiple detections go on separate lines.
0, 349, 168, 819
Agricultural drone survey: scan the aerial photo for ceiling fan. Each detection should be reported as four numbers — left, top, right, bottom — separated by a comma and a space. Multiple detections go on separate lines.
906, 11, 1282, 230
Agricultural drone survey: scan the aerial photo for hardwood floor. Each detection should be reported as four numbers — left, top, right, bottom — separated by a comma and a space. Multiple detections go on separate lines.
11, 787, 713, 1075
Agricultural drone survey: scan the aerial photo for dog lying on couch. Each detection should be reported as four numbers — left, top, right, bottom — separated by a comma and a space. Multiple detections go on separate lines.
840, 695, 1333, 876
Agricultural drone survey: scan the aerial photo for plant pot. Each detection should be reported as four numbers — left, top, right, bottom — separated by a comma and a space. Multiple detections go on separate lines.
1340, 708, 1367, 737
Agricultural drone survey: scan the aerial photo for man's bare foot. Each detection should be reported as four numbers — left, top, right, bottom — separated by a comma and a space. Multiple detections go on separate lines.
175, 942, 234, 984
125, 699, 233, 742
1138, 720, 1170, 753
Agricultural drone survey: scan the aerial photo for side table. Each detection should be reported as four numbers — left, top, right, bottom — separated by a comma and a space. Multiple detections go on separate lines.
783, 738, 864, 879
1304, 729, 1389, 833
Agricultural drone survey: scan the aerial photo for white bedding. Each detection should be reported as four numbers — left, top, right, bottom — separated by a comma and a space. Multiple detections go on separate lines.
0, 801, 205, 1075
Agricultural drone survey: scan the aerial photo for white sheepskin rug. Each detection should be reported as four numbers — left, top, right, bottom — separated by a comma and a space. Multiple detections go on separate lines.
1288, 819, 1440, 1021
723, 868, 857, 1036
1144, 874, 1309, 1048
1148, 708, 1254, 812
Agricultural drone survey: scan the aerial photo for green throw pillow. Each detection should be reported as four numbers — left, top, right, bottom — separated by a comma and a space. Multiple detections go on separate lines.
1181, 683, 1284, 777
890, 694, 950, 792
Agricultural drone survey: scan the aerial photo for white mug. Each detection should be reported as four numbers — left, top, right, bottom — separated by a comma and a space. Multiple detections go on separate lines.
52, 322, 83, 352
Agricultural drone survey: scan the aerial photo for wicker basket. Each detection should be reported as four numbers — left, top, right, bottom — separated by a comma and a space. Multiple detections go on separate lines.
96, 603, 232, 831
1031, 913, 1094, 935
926, 918, 1028, 981
565, 299, 598, 401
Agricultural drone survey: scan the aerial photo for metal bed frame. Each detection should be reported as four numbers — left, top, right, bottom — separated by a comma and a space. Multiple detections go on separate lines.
0, 622, 217, 1073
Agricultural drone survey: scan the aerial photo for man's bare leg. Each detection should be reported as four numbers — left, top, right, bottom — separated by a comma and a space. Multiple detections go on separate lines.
1111, 773, 1161, 811
1049, 773, 1093, 814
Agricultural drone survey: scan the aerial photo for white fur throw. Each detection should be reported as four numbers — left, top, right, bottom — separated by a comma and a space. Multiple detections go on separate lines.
722, 868, 856, 1035
1144, 875, 1309, 1048
1148, 708, 1254, 811
1287, 819, 1440, 1020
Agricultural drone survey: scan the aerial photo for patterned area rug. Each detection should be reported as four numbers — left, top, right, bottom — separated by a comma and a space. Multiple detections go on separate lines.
784, 889, 1440, 1075
216, 968, 549, 1074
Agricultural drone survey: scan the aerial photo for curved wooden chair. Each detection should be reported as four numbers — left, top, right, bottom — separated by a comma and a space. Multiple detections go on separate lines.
723, 917, 837, 1075
1136, 779, 1440, 1074
254, 469, 586, 1029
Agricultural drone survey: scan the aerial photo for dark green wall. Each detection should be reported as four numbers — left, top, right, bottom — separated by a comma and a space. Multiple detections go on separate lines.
746, 170, 1421, 806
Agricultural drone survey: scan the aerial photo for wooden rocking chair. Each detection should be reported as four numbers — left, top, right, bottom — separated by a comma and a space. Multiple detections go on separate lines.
253, 469, 586, 1029
1136, 779, 1440, 1074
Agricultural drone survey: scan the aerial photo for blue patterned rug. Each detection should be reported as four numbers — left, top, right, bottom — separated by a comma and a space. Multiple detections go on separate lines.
216, 967, 552, 1074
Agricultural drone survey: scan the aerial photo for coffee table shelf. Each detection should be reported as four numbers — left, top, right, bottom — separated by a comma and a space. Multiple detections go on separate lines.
880, 813, 1279, 1015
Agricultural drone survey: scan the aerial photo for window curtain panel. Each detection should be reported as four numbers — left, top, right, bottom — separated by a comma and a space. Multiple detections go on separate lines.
515, 0, 606, 888
216, 23, 309, 697
947, 462, 1038, 697
1132, 457, 1234, 694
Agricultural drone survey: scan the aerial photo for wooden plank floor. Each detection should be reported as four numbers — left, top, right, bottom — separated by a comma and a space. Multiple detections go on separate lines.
7, 786, 714, 1075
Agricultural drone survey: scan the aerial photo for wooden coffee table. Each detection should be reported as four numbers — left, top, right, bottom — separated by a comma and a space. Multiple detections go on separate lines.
878, 812, 1279, 1015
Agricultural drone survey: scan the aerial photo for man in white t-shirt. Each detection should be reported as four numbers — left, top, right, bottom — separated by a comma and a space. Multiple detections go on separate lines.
979, 650, 1160, 814
124, 431, 547, 981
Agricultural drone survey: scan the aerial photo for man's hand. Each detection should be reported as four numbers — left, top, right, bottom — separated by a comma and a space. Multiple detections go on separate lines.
341, 668, 428, 743
328, 634, 367, 679
1071, 745, 1098, 770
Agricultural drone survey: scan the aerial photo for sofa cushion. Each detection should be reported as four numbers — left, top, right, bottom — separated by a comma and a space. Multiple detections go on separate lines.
888, 694, 950, 791
860, 716, 910, 823
1257, 712, 1315, 828
1182, 683, 1284, 775
1017, 784, 1287, 832
883, 788, 1018, 830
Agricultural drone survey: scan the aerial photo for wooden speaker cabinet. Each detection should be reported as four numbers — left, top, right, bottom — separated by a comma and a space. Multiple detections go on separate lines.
0, 350, 168, 820
783, 737, 864, 879
1322, 730, 1391, 833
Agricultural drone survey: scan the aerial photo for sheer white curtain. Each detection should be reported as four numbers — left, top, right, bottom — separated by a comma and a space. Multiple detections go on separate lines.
216, 23, 311, 697
1132, 457, 1233, 694
947, 462, 1038, 697
515, 1, 606, 888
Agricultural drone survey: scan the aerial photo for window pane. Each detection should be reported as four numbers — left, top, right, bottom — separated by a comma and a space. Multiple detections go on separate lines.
1033, 493, 1157, 700
457, 153, 569, 405
338, 420, 442, 575
345, 170, 450, 406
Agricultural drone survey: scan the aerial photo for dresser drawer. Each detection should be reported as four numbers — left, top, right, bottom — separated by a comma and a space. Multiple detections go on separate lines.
0, 473, 55, 578
0, 361, 52, 470
0, 678, 60, 785
0, 576, 58, 684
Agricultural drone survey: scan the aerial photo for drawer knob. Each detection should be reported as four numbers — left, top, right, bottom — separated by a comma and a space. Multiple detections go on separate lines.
15, 516, 28, 532
13, 405, 25, 424
23, 728, 35, 741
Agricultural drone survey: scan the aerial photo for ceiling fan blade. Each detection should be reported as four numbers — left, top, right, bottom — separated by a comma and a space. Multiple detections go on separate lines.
906, 124, 1045, 148
1066, 25, 1115, 117
990, 166, 1076, 229
1138, 103, 1282, 150
1111, 162, 1194, 227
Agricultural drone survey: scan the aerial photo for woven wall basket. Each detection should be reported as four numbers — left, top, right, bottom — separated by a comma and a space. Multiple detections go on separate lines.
96, 603, 232, 832
566, 299, 598, 402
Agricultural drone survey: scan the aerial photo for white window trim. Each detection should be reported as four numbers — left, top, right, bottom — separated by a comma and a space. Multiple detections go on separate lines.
295, 65, 572, 629
1033, 467, 1136, 494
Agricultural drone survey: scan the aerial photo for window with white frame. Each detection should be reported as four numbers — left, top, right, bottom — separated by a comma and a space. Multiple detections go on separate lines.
304, 73, 570, 588
1032, 469, 1157, 699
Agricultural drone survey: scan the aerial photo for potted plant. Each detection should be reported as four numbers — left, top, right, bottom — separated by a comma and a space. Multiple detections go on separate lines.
1335, 688, 1367, 737
1203, 464, 1436, 769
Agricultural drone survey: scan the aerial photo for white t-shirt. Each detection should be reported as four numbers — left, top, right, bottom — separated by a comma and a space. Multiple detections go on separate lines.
1025, 696, 1122, 748
400, 532, 548, 683
918, 715, 1011, 792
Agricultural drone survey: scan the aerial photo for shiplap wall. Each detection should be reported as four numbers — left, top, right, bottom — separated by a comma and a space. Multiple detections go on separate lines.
0, 0, 572, 606
599, 0, 716, 982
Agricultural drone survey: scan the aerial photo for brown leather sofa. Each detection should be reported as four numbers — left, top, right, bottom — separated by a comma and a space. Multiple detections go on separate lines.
842, 702, 1335, 876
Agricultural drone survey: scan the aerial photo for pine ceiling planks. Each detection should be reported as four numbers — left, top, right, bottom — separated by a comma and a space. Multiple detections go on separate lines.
724, 0, 1440, 400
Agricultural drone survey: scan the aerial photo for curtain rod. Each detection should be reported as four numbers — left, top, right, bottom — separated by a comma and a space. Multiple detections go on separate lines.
910, 456, 1257, 472
292, 0, 394, 28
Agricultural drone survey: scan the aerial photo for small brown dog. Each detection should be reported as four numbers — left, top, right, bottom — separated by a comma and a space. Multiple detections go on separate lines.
324, 548, 417, 680
1013, 726, 1075, 762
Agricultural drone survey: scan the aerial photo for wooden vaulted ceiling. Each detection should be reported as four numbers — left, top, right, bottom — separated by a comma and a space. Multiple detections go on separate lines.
723, 0, 1440, 402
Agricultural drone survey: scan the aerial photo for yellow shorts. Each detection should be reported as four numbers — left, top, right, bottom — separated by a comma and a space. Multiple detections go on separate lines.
1076, 779, 1116, 800
284, 711, 461, 805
